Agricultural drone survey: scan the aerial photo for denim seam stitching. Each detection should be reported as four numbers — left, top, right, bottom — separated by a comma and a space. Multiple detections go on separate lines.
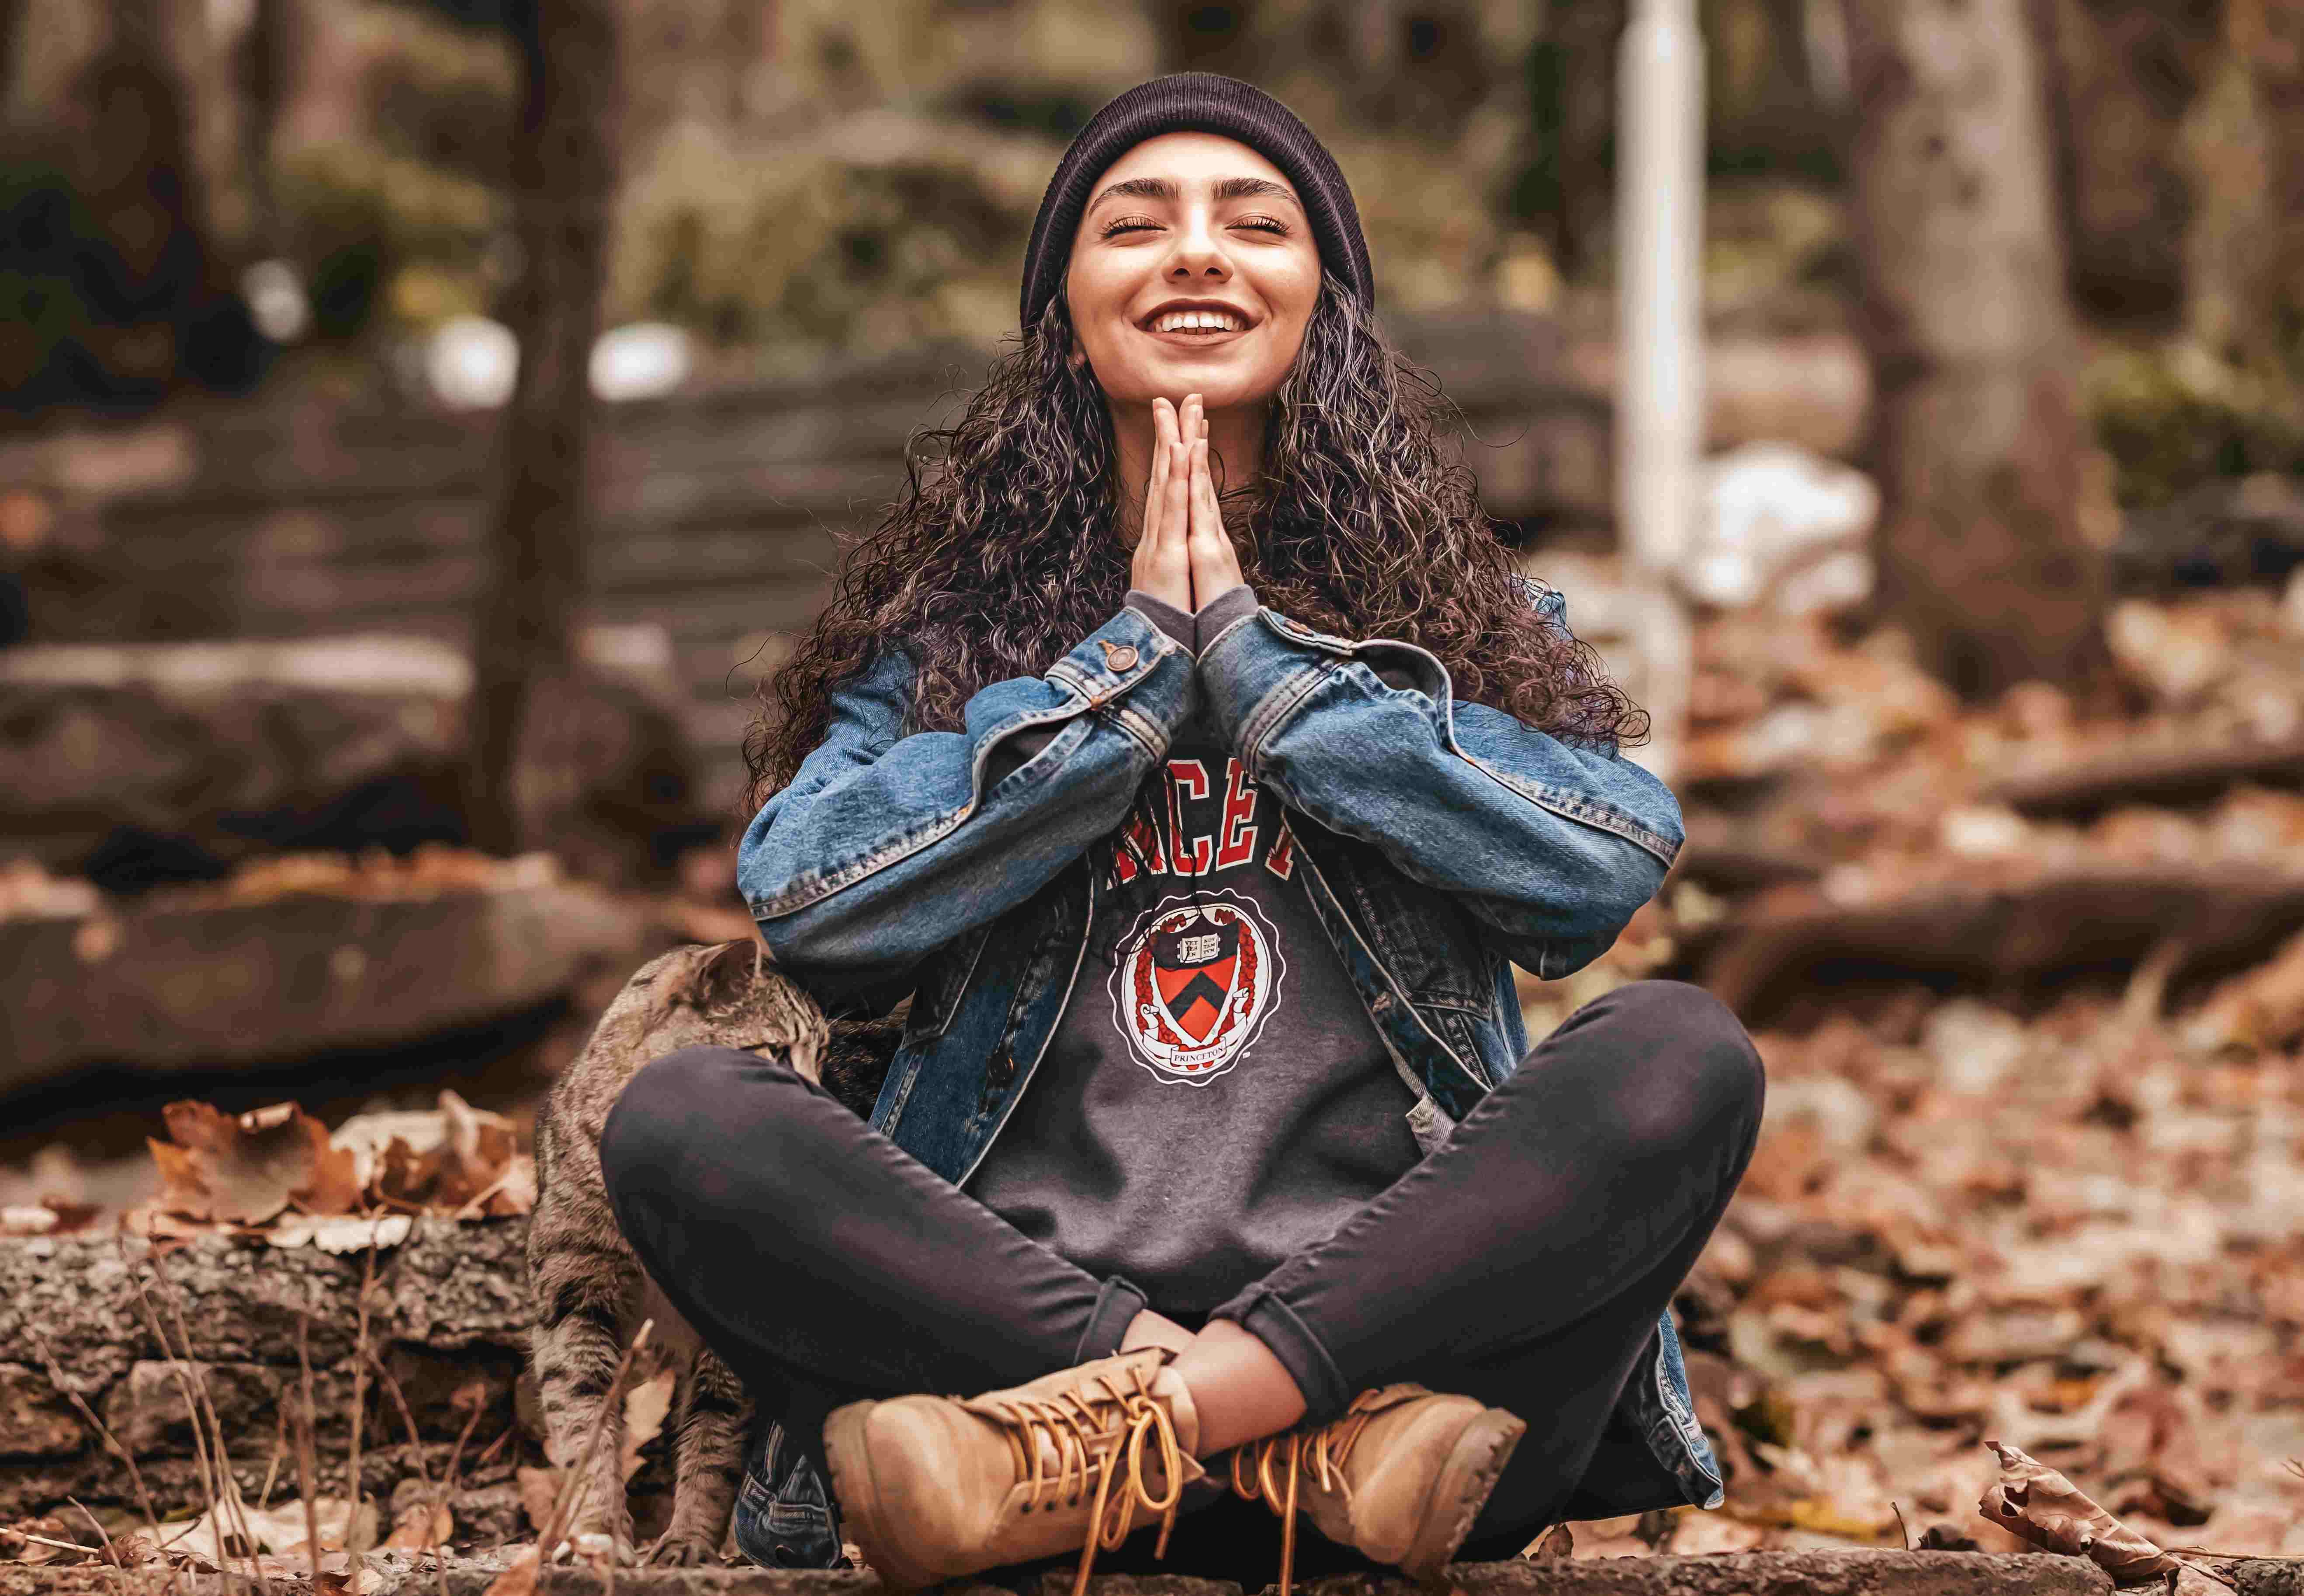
901, 924, 994, 1045
1234, 661, 1335, 779
749, 698, 1090, 918
1296, 843, 1492, 1095
1454, 751, 1681, 866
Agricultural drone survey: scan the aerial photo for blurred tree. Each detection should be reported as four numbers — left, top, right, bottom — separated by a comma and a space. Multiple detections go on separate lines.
2028, 0, 2224, 332
0, 0, 267, 416
234, 0, 294, 254
461, 0, 619, 852
1507, 0, 1621, 282
1842, 0, 2107, 699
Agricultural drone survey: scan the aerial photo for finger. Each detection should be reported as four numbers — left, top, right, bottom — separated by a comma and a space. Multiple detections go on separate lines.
1164, 443, 1192, 581
1138, 465, 1165, 561
1191, 439, 1243, 589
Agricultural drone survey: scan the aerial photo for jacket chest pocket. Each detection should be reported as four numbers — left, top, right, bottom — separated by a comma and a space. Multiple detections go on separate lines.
901, 924, 993, 1047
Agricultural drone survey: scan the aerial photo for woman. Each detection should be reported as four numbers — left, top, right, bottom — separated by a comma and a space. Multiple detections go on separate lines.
600, 72, 1763, 1595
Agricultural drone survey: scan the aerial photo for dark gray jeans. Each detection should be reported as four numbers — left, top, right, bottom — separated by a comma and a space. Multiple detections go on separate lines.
600, 979, 1762, 1572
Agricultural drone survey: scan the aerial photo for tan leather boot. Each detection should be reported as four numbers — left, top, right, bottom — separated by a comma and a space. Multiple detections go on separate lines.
1228, 1385, 1525, 1595
823, 1347, 1207, 1596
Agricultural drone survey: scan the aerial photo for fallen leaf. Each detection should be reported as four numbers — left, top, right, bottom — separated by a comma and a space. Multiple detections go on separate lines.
1979, 1440, 2181, 1583
266, 1214, 414, 1253
516, 1468, 562, 1535
382, 1501, 451, 1552
1668, 1512, 1766, 1555
1523, 1523, 1573, 1561
0, 1207, 58, 1236
620, 1368, 676, 1483
155, 1101, 352, 1225
484, 1543, 539, 1596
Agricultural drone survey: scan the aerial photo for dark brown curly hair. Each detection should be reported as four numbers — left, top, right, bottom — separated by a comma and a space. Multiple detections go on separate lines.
741, 272, 1646, 879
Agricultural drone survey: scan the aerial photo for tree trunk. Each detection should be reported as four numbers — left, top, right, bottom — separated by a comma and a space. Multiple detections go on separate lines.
463, 0, 620, 854
1842, 0, 2107, 700
233, 0, 294, 254
1517, 0, 1625, 281
2026, 0, 2224, 332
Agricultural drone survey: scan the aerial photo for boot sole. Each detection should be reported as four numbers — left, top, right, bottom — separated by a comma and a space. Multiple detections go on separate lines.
822, 1399, 943, 1594
1398, 1407, 1527, 1588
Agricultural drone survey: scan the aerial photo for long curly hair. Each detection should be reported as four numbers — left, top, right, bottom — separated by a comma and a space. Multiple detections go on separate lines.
741, 271, 1646, 922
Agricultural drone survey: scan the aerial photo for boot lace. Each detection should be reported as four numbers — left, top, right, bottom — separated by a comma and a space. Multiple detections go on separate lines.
978, 1358, 1190, 1596
1229, 1390, 1385, 1596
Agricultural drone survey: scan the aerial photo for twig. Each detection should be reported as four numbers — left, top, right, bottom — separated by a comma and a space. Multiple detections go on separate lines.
470, 1424, 514, 1473
362, 1347, 438, 1500
26, 1324, 183, 1596
20, 1531, 104, 1555
346, 1243, 379, 1566
449, 1169, 516, 1222
254, 1401, 290, 1514
144, 1246, 270, 1592
294, 1314, 326, 1583
1891, 1501, 1912, 1552
132, 1266, 267, 1596
68, 1496, 125, 1570
432, 1391, 490, 1596
541, 1319, 654, 1556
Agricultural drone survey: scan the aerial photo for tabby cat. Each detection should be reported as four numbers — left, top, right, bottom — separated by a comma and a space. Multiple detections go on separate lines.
528, 937, 902, 1563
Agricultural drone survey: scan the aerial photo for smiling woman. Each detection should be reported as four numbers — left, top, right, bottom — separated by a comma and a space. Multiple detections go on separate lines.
1060, 135, 1324, 562
600, 69, 1761, 1596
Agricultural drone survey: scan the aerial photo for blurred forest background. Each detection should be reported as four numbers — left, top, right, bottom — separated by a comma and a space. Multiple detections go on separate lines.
12, 0, 2304, 1574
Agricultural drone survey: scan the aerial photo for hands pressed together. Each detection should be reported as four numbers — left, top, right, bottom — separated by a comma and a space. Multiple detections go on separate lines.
1129, 393, 1245, 616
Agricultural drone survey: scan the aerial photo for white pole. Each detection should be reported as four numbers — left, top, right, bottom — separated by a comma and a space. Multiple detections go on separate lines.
1616, 0, 1704, 785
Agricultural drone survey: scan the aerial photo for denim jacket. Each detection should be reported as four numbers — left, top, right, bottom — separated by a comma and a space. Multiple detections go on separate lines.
728, 578, 1723, 1564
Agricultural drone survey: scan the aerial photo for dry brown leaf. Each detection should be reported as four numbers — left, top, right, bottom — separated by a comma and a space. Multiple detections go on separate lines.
483, 1153, 538, 1217
154, 1101, 356, 1225
296, 1138, 364, 1216
434, 1090, 519, 1208
1523, 1523, 1573, 1561
382, 1500, 451, 1552
485, 1544, 540, 1596
1979, 1440, 2181, 1583
516, 1467, 562, 1535
620, 1368, 677, 1483
376, 1136, 445, 1208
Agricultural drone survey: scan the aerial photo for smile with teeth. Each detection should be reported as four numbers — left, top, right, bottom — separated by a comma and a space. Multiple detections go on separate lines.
1147, 310, 1248, 335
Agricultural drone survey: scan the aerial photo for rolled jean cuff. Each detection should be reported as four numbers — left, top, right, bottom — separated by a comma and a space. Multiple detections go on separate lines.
1075, 1274, 1149, 1363
1207, 1282, 1351, 1424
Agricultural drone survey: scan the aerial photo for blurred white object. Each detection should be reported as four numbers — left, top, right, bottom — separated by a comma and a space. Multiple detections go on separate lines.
1686, 442, 1880, 611
241, 259, 311, 344
590, 322, 693, 402
1616, 0, 1706, 784
427, 315, 520, 410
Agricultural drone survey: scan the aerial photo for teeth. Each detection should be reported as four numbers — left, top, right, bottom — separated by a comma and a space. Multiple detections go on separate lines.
1152, 311, 1242, 332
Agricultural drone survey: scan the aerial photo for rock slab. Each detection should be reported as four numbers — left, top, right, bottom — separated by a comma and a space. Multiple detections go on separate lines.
0, 1549, 2146, 1596
0, 1222, 531, 1520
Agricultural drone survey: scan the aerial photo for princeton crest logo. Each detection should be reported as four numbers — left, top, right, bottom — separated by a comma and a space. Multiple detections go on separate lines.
1108, 891, 1285, 1085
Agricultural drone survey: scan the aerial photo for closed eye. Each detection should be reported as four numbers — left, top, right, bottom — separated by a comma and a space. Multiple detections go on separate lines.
1100, 216, 1293, 238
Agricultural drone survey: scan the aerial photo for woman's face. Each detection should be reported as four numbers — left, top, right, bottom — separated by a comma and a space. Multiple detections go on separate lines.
1063, 131, 1324, 415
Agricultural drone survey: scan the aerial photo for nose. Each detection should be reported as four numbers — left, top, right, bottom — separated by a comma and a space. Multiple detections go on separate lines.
1164, 206, 1231, 284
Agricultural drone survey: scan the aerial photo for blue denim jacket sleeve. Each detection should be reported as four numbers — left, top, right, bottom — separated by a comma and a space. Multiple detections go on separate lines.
738, 603, 1196, 1011
1195, 582, 1683, 979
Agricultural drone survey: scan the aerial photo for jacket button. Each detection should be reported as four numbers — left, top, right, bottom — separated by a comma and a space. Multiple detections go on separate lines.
1100, 641, 1139, 672
988, 1050, 1017, 1086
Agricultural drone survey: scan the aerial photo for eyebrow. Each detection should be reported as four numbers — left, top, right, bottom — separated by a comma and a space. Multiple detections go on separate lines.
1086, 174, 1301, 211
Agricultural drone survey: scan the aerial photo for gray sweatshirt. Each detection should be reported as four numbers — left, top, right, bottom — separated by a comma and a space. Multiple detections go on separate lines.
966, 585, 1425, 1314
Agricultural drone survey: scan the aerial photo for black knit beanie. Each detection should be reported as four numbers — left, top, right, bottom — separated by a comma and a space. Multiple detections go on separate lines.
1017, 72, 1375, 336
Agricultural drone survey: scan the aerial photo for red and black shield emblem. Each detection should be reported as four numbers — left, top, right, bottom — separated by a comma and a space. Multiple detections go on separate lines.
1150, 915, 1241, 1043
